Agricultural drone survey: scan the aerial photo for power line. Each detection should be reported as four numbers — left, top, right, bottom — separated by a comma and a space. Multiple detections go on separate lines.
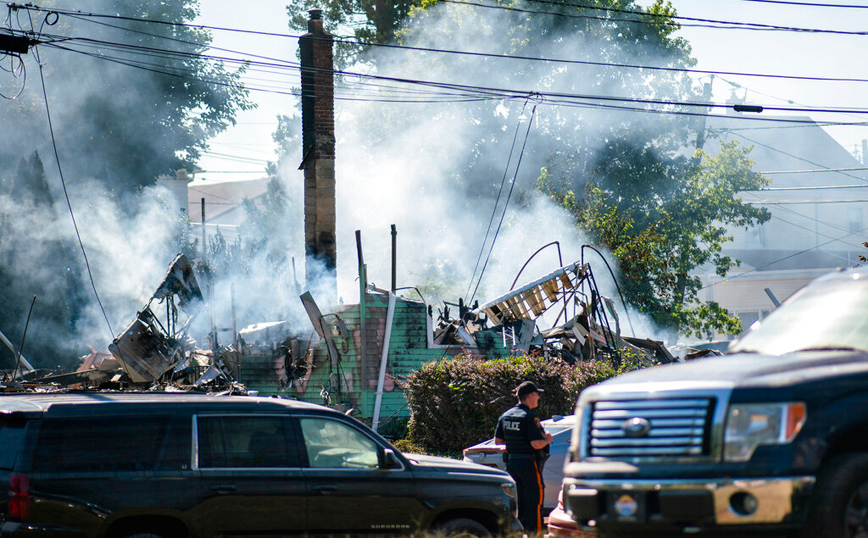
764, 200, 853, 236
443, 0, 868, 36
744, 198, 868, 204
737, 0, 868, 8
32, 42, 115, 340
750, 184, 868, 192
468, 102, 540, 306
724, 131, 868, 183
17, 4, 868, 134
40, 38, 868, 127
466, 99, 532, 302
52, 32, 868, 113
25, 0, 867, 39
708, 221, 868, 287
331, 35, 868, 86
759, 167, 868, 175
21, 2, 868, 89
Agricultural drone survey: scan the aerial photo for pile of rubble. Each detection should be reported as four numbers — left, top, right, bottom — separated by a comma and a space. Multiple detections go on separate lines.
0, 254, 700, 397
432, 261, 678, 366
0, 254, 246, 394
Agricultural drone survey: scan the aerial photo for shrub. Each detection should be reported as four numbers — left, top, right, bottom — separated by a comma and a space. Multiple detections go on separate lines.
403, 355, 616, 453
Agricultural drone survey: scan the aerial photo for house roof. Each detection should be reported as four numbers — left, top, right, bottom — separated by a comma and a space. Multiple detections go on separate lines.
187, 177, 271, 227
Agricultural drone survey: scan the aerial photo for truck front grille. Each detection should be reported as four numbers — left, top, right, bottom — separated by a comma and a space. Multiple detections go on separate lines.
588, 398, 714, 459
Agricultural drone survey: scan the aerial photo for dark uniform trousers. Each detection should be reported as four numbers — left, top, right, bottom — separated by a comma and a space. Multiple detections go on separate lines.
506, 453, 544, 535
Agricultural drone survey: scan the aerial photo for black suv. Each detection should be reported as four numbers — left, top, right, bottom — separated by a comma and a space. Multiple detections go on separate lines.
0, 393, 520, 537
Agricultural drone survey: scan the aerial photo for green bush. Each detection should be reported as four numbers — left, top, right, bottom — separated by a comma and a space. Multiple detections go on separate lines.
404, 355, 620, 453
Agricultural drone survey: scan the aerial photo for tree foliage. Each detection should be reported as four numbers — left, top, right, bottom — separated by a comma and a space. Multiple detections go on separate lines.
539, 140, 771, 337
1, 0, 252, 193
286, 0, 420, 66
404, 354, 613, 453
279, 0, 766, 338
0, 0, 252, 368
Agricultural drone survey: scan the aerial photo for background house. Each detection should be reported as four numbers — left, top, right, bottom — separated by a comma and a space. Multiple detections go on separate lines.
698, 112, 868, 336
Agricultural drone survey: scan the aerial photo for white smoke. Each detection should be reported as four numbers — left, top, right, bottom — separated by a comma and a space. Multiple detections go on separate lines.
0, 0, 690, 366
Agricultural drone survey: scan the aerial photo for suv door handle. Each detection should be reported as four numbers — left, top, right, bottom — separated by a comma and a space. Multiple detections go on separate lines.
312, 484, 337, 495
210, 484, 237, 494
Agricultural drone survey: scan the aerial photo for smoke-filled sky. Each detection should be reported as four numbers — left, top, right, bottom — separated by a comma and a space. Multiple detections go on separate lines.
1, 0, 865, 367
193, 0, 868, 307
196, 0, 868, 179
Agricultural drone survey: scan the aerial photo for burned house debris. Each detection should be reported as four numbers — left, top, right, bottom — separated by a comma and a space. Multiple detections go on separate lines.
0, 246, 680, 430
229, 250, 679, 432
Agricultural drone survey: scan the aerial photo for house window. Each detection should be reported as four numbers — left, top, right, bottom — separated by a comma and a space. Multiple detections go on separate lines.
737, 311, 760, 334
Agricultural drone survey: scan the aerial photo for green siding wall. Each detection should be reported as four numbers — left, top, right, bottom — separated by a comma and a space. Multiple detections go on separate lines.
239, 290, 508, 426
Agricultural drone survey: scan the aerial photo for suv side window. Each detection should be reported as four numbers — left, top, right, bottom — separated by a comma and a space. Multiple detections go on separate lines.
197, 416, 300, 468
33, 415, 186, 472
299, 417, 379, 469
0, 419, 27, 470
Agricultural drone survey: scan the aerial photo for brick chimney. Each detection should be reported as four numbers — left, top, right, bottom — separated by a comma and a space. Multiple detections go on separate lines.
299, 9, 337, 292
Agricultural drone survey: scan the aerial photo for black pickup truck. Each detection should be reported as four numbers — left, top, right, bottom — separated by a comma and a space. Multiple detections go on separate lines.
564, 265, 868, 538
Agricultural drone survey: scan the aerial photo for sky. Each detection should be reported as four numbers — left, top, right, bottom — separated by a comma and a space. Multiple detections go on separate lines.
194, 0, 868, 181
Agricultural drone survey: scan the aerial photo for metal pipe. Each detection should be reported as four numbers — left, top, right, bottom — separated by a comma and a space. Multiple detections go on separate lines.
231, 283, 240, 379
0, 329, 34, 373
355, 230, 365, 271
372, 292, 396, 433
391, 224, 397, 293
13, 296, 36, 379
356, 230, 368, 405
201, 198, 206, 264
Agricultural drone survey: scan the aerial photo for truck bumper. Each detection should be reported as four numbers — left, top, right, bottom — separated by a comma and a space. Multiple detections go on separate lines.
564, 475, 815, 532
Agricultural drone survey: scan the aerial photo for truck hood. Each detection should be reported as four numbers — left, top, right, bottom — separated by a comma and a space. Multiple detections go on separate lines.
403, 453, 511, 477
600, 350, 868, 389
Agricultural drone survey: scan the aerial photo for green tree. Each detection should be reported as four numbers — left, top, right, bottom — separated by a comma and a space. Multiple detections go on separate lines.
278, 0, 760, 336
286, 0, 420, 65
0, 152, 84, 367
1, 0, 253, 194
0, 0, 253, 367
539, 140, 771, 338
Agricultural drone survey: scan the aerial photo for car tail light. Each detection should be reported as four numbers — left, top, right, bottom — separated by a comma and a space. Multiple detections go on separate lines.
9, 473, 30, 520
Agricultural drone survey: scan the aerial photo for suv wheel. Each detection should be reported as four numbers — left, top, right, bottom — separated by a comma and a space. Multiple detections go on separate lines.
803, 453, 868, 538
432, 518, 491, 538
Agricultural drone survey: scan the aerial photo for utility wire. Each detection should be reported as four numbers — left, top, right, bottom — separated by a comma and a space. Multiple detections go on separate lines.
465, 99, 531, 302
45, 33, 868, 115
759, 167, 868, 175
444, 0, 868, 35
737, 0, 868, 8
468, 102, 539, 306
331, 35, 868, 85
42, 39, 868, 130
725, 131, 868, 182
33, 43, 115, 339
752, 183, 868, 190
745, 198, 868, 204
707, 221, 868, 288
21, 1, 868, 37
18, 3, 868, 88
761, 201, 852, 236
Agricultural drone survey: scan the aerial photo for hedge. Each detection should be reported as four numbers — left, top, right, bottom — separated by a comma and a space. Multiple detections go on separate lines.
403, 355, 618, 454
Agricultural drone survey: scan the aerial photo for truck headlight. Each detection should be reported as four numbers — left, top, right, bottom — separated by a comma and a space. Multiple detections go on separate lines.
724, 402, 806, 462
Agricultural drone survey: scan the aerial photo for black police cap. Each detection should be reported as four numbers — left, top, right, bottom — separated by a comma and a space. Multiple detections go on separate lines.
516, 381, 544, 398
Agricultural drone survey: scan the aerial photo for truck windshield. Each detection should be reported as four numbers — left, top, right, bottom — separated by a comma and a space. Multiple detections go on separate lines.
730, 272, 868, 356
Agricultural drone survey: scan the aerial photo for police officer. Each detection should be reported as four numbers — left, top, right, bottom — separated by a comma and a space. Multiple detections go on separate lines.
494, 381, 553, 537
